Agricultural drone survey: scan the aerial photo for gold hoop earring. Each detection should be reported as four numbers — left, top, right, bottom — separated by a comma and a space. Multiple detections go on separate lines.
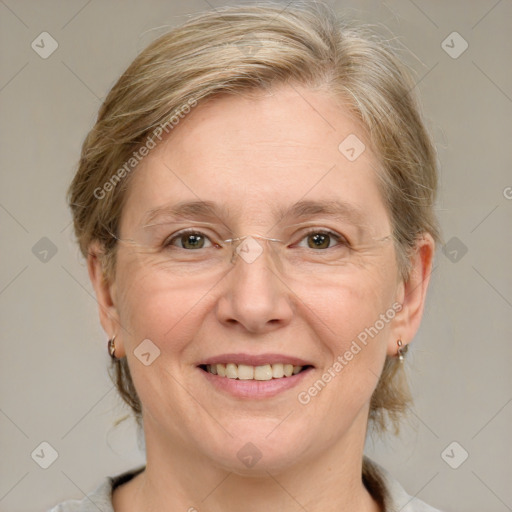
108, 335, 117, 359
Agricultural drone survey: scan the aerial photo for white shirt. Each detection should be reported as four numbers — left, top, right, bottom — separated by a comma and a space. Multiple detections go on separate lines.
48, 457, 443, 512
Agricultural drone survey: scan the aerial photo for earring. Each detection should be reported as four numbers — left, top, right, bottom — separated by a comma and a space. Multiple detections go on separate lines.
397, 339, 405, 362
108, 335, 117, 359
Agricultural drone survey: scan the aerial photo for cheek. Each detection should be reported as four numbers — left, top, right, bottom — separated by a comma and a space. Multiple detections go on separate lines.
297, 255, 397, 344
115, 257, 208, 351
113, 262, 212, 421
293, 262, 397, 400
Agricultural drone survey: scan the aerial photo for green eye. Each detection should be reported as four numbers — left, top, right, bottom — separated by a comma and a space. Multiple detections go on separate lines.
298, 230, 348, 250
165, 230, 213, 250
307, 232, 331, 249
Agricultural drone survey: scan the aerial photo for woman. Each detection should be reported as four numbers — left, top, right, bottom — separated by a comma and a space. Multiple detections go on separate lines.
50, 2, 443, 511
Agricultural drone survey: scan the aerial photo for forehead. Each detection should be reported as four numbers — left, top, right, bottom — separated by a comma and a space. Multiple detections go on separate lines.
120, 84, 389, 232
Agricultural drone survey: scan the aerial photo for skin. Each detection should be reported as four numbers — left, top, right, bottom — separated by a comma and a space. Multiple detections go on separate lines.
88, 84, 434, 512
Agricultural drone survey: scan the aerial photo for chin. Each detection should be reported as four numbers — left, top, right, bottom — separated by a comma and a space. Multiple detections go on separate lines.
203, 426, 313, 476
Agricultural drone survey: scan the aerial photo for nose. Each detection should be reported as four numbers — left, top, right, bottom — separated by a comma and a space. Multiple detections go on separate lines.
215, 237, 294, 334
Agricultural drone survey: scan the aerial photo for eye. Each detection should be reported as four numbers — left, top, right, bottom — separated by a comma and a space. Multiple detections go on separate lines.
164, 229, 215, 250
296, 229, 348, 250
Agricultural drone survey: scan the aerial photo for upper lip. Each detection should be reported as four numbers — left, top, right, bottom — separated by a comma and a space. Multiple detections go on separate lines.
198, 353, 314, 367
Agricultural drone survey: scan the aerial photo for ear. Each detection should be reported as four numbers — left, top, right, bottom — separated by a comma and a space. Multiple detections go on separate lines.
388, 233, 436, 356
87, 242, 126, 358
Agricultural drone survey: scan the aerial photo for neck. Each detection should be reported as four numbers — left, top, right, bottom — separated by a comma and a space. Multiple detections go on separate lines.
122, 410, 381, 512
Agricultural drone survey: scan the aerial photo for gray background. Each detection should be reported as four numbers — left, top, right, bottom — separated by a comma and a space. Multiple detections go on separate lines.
1, 1, 511, 511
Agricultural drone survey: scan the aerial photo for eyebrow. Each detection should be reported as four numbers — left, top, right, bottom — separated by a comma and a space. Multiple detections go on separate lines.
142, 199, 367, 228
274, 199, 367, 226
142, 200, 229, 226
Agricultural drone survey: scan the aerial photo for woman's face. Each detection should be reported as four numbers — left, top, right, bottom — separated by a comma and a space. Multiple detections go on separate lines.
100, 84, 423, 473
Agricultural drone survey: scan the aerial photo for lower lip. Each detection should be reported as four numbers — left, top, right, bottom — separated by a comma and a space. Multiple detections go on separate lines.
198, 366, 314, 399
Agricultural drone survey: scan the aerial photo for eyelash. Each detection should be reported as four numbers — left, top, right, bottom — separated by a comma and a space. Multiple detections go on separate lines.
163, 228, 350, 250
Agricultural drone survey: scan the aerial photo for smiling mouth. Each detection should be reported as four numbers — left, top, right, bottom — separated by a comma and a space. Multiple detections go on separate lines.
198, 363, 314, 381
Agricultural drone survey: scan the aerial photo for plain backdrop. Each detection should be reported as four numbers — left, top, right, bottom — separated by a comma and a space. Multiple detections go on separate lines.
1, 1, 511, 511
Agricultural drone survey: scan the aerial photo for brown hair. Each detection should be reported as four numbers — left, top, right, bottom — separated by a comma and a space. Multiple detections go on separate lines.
68, 1, 440, 434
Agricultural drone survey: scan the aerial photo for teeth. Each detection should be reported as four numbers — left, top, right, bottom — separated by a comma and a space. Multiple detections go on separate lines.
226, 363, 237, 379
206, 364, 218, 375
217, 363, 226, 377
254, 364, 273, 381
237, 364, 254, 380
272, 363, 284, 378
205, 363, 305, 380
